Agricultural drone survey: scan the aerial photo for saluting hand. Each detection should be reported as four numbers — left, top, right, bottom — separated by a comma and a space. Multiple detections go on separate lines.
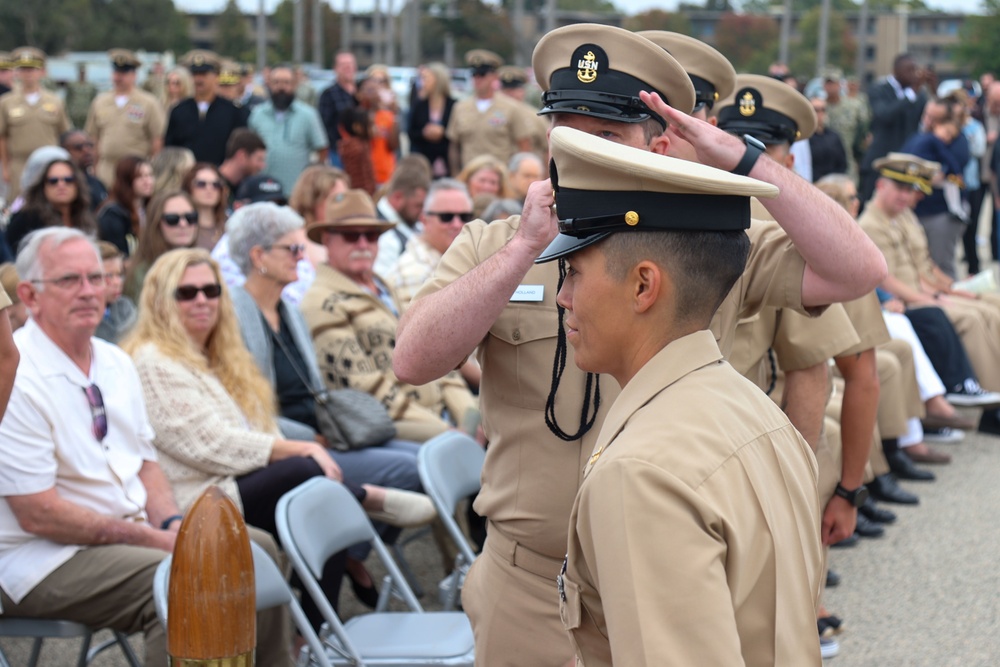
639, 91, 748, 172
518, 179, 560, 256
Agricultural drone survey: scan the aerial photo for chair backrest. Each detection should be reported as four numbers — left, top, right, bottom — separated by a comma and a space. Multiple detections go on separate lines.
154, 541, 332, 667
418, 432, 484, 566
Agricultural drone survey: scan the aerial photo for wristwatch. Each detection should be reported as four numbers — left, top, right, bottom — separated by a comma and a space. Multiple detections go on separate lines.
834, 483, 869, 508
731, 134, 766, 177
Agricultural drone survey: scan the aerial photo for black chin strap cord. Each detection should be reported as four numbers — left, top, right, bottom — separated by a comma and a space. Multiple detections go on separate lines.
544, 258, 601, 441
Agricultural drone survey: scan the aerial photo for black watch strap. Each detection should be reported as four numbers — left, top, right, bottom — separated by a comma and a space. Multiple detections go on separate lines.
731, 134, 765, 177
834, 483, 869, 508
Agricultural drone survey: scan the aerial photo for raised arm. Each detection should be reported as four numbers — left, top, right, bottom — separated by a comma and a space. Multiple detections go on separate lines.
642, 92, 888, 308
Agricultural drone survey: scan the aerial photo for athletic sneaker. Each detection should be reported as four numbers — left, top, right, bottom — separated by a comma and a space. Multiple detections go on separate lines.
820, 636, 840, 659
946, 379, 1000, 407
922, 427, 965, 444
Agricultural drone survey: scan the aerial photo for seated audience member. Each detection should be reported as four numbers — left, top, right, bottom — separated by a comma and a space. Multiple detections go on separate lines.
7, 159, 96, 255
218, 128, 268, 212
123, 248, 433, 623
372, 163, 431, 277
182, 162, 229, 251
97, 156, 155, 258
457, 154, 512, 201
7, 146, 70, 215
301, 189, 479, 442
288, 164, 352, 278
124, 190, 199, 301
0, 228, 290, 667
507, 151, 544, 203
481, 197, 524, 223
150, 146, 195, 198
0, 263, 27, 330
95, 241, 137, 343
60, 129, 108, 212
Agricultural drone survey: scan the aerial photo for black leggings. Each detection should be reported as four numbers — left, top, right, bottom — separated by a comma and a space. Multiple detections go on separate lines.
904, 306, 977, 392
236, 456, 366, 630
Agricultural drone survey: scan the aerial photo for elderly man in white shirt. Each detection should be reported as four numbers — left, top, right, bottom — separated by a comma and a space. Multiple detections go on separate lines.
0, 228, 292, 667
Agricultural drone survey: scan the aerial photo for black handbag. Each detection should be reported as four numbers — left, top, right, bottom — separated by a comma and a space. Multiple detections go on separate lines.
269, 325, 396, 451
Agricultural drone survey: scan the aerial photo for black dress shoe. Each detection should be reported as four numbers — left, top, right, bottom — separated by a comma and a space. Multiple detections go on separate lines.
854, 512, 885, 538
825, 569, 841, 588
347, 567, 380, 609
868, 473, 920, 505
886, 450, 936, 481
831, 533, 859, 548
979, 409, 1000, 436
859, 496, 897, 524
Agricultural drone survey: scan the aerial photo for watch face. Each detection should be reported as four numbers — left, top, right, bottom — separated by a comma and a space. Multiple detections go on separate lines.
854, 486, 870, 507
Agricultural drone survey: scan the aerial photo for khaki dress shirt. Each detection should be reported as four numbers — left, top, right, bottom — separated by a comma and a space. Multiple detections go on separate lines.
85, 88, 165, 186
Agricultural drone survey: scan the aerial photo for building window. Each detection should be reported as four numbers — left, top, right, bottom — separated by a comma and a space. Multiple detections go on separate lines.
866, 46, 875, 62
197, 16, 211, 29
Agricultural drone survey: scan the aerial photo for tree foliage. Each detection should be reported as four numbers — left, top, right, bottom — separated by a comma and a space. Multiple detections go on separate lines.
422, 0, 514, 63
789, 5, 856, 78
271, 0, 342, 66
714, 12, 779, 74
216, 0, 252, 61
742, 0, 929, 12
623, 9, 693, 34
953, 0, 1000, 77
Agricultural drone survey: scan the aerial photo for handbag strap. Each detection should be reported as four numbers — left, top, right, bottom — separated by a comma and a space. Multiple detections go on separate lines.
264, 311, 326, 402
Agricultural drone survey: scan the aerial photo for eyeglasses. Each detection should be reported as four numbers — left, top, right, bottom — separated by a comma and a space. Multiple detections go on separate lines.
194, 179, 223, 191
429, 211, 474, 224
174, 283, 222, 301
83, 384, 108, 442
31, 272, 105, 291
162, 212, 199, 226
269, 243, 307, 256
336, 230, 382, 244
45, 176, 76, 186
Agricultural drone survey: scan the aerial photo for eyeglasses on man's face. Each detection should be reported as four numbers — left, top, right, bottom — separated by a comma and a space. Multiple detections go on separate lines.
31, 272, 105, 291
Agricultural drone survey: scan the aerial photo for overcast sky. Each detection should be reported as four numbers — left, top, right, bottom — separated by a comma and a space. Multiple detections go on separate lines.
177, 0, 984, 14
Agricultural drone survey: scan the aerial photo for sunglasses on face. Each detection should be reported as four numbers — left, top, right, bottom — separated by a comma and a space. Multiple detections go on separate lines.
162, 212, 199, 226
336, 230, 382, 244
46, 176, 76, 186
174, 283, 222, 301
194, 179, 223, 191
269, 243, 307, 256
429, 211, 474, 224
83, 384, 108, 442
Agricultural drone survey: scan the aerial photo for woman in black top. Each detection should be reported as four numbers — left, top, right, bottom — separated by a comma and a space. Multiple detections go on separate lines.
407, 62, 455, 179
97, 155, 155, 259
6, 159, 95, 255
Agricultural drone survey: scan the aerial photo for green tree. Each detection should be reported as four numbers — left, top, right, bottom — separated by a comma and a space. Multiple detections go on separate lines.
741, 0, 929, 12
216, 0, 252, 60
789, 5, 856, 77
954, 0, 1000, 76
714, 12, 778, 73
422, 0, 513, 63
623, 9, 693, 34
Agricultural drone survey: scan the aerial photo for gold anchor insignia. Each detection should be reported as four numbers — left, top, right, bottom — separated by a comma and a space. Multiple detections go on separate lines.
739, 91, 756, 117
907, 163, 920, 175
577, 51, 598, 84
625, 211, 639, 226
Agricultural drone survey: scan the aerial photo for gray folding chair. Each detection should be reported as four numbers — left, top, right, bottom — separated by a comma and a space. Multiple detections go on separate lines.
276, 477, 475, 666
417, 432, 484, 610
153, 541, 332, 667
0, 617, 140, 667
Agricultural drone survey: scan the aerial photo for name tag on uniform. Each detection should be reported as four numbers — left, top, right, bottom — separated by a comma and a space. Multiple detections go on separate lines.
511, 284, 544, 302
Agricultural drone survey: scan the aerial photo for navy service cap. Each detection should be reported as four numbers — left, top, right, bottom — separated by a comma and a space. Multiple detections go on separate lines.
466, 49, 503, 76
532, 24, 695, 128
108, 49, 140, 72
716, 73, 818, 145
535, 126, 779, 263
11, 47, 46, 69
637, 31, 736, 112
873, 152, 940, 195
181, 50, 221, 74
498, 66, 528, 89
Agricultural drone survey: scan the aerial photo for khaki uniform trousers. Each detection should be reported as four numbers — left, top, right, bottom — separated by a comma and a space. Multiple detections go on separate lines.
875, 342, 923, 440
0, 526, 293, 667
461, 522, 573, 667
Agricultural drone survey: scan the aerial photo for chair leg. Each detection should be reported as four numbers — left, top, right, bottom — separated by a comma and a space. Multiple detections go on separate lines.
75, 630, 93, 667
390, 542, 424, 598
28, 637, 43, 667
88, 631, 141, 666
0, 645, 12, 667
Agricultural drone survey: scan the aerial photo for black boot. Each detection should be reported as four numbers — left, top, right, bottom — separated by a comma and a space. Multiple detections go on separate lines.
882, 438, 935, 481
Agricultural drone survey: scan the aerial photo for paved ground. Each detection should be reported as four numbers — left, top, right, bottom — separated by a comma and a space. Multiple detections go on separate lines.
3, 419, 1000, 665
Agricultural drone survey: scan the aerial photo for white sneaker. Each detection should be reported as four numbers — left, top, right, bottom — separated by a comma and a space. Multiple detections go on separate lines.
946, 380, 1000, 407
820, 636, 840, 659
922, 427, 965, 444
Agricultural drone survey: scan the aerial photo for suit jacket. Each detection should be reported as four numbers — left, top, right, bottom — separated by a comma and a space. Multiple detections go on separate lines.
407, 96, 456, 172
861, 79, 927, 172
164, 96, 248, 165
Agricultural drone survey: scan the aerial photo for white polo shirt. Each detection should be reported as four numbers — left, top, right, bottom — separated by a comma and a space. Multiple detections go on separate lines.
0, 319, 157, 603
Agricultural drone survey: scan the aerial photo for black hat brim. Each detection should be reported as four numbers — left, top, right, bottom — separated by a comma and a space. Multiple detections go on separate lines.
535, 231, 611, 264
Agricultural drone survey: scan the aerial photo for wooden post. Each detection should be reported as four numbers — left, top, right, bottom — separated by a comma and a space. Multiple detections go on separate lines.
167, 487, 256, 666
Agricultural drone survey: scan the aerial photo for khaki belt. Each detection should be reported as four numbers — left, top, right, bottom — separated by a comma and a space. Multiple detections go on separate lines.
486, 521, 563, 580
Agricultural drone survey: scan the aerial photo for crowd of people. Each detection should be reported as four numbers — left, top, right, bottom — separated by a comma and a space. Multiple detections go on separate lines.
0, 24, 997, 667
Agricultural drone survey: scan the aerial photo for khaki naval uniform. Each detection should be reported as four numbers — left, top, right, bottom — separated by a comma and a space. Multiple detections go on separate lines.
0, 89, 70, 197
445, 93, 534, 169
859, 202, 1000, 392
85, 88, 165, 186
415, 212, 812, 666
560, 331, 822, 667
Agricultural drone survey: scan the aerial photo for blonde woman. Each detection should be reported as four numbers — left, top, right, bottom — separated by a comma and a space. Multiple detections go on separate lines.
123, 249, 433, 624
407, 62, 455, 178
150, 147, 195, 199
288, 164, 351, 269
163, 67, 193, 113
457, 154, 513, 200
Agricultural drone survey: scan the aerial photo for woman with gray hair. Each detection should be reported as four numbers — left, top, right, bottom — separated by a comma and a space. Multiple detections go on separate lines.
226, 201, 431, 608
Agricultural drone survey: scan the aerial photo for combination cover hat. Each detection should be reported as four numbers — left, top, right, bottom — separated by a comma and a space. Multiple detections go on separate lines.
716, 73, 818, 144
108, 49, 141, 71
533, 23, 695, 127
11, 47, 46, 69
181, 50, 221, 74
536, 125, 779, 262
873, 152, 940, 195
637, 31, 736, 111
466, 49, 503, 76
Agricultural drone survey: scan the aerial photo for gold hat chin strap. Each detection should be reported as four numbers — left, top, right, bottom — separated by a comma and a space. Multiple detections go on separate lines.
879, 168, 932, 196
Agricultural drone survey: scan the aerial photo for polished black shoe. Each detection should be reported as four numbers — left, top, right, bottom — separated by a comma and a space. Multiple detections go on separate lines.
886, 450, 936, 481
831, 533, 859, 548
859, 496, 897, 524
854, 512, 885, 538
868, 473, 920, 505
979, 409, 1000, 436
825, 569, 841, 588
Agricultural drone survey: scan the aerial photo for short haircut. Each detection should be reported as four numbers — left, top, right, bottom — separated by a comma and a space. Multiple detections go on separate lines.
59, 129, 87, 148
423, 178, 471, 214
600, 230, 750, 327
893, 53, 914, 69
226, 202, 305, 276
225, 129, 267, 160
640, 117, 664, 144
482, 198, 523, 221
388, 160, 432, 196
97, 240, 124, 261
508, 151, 544, 175
815, 173, 856, 213
16, 228, 99, 287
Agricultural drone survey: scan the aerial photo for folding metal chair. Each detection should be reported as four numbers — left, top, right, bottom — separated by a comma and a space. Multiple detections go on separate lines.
153, 541, 332, 667
276, 477, 475, 666
0, 617, 140, 667
417, 432, 484, 610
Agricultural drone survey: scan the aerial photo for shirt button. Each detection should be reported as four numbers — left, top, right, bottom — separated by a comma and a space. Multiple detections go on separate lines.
512, 329, 521, 341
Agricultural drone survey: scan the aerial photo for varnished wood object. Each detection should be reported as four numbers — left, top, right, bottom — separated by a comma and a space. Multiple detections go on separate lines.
167, 486, 256, 666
